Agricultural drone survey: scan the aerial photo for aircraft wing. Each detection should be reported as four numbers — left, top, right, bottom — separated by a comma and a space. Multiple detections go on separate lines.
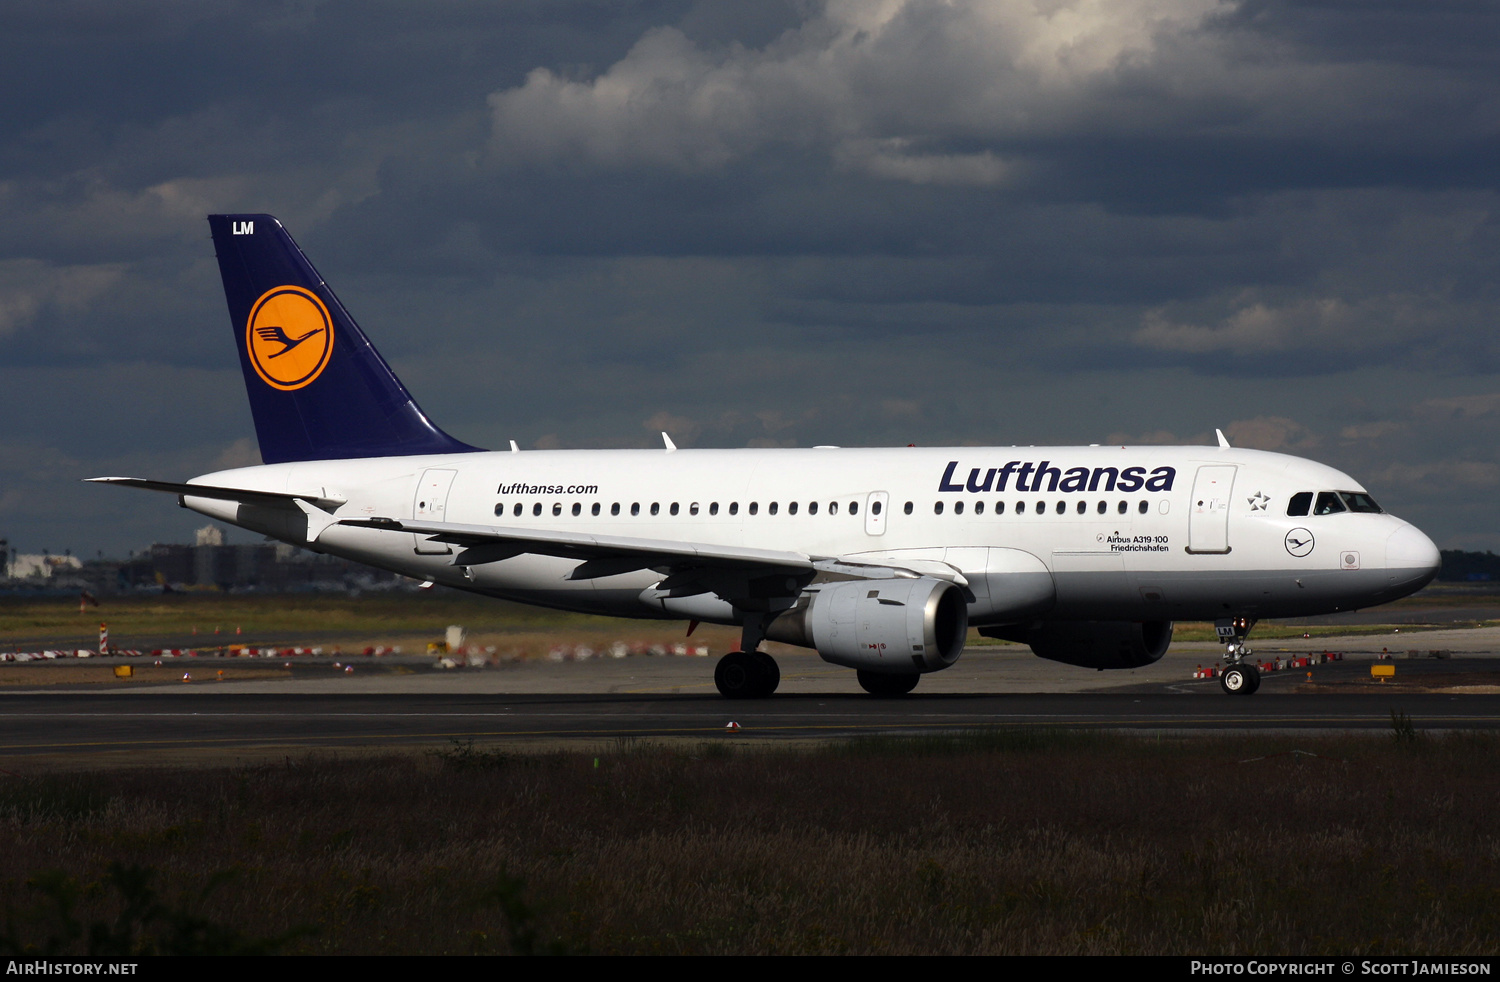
337, 517, 974, 607
86, 477, 346, 511
338, 516, 818, 580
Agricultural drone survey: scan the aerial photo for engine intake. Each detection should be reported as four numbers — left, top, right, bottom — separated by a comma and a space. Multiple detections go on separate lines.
768, 577, 968, 674
981, 620, 1173, 670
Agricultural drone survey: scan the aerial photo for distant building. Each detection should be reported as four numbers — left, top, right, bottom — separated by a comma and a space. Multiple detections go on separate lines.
2, 527, 412, 595
6, 554, 83, 580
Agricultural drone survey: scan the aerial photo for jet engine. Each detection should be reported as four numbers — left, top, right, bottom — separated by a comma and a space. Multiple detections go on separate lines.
980, 620, 1173, 670
767, 577, 968, 674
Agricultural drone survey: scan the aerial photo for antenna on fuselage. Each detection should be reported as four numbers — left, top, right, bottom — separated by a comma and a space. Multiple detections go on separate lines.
662, 432, 677, 452
1215, 428, 1231, 449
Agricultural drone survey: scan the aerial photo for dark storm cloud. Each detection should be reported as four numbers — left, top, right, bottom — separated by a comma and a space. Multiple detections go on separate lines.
0, 0, 1497, 555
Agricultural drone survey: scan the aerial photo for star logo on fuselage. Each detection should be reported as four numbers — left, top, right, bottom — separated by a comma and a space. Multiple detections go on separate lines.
1247, 491, 1269, 511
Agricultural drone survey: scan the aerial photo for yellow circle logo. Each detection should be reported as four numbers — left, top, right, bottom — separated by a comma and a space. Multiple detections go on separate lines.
245, 286, 334, 391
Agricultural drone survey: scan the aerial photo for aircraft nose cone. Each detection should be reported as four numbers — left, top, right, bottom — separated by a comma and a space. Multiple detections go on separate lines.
1386, 524, 1441, 590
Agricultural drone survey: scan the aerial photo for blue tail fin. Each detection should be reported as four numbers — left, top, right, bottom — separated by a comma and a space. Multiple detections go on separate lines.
208, 214, 482, 464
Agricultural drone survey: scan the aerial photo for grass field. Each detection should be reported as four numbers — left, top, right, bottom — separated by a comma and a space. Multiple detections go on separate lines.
0, 730, 1496, 955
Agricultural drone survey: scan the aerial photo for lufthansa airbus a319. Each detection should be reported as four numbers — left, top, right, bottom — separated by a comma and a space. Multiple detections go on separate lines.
93, 215, 1442, 698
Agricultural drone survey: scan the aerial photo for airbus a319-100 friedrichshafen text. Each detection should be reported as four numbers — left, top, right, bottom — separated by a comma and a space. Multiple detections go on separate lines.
93, 216, 1442, 698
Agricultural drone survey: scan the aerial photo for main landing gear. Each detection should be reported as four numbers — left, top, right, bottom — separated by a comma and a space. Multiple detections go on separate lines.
714, 611, 781, 699
1216, 616, 1260, 696
714, 650, 780, 699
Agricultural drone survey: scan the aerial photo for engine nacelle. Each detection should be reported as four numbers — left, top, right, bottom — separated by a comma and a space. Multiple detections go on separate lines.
767, 577, 968, 674
981, 620, 1173, 670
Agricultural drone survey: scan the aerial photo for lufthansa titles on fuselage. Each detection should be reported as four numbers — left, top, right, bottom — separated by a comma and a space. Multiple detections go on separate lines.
938, 460, 1177, 495
496, 482, 600, 496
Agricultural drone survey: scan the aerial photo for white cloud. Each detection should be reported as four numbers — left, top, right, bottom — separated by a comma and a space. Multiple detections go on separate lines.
1132, 293, 1463, 358
0, 259, 125, 336
487, 0, 1228, 183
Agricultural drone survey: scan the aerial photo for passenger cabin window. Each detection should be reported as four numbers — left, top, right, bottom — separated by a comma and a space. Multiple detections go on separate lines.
995, 501, 1006, 515
650, 502, 660, 516
788, 502, 798, 515
710, 502, 719, 515
611, 503, 620, 516
1056, 501, 1067, 515
630, 503, 640, 516
591, 503, 601, 516
871, 501, 881, 515
729, 502, 738, 515
552, 503, 562, 516
974, 501, 984, 515
934, 501, 944, 515
829, 502, 838, 515
903, 501, 912, 515
494, 503, 504, 516
849, 501, 859, 516
1096, 501, 1107, 514
1314, 492, 1346, 516
810, 502, 820, 515
954, 501, 964, 515
769, 502, 778, 515
1137, 500, 1148, 514
749, 502, 759, 516
513, 503, 523, 518
1287, 492, 1312, 517
669, 502, 679, 516
689, 502, 699, 516
571, 503, 581, 517
1016, 501, 1026, 514
1117, 501, 1127, 514
533, 503, 542, 517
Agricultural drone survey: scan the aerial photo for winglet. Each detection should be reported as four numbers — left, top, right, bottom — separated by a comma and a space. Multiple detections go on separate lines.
662, 432, 677, 452
1215, 428, 1231, 449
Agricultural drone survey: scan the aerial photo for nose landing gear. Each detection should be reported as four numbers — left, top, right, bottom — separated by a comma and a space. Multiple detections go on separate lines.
1216, 616, 1260, 695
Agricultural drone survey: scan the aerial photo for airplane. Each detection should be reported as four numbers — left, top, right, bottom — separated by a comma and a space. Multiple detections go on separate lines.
91, 215, 1443, 698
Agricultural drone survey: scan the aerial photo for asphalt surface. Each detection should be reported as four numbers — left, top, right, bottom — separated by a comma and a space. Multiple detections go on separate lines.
1, 626, 1497, 767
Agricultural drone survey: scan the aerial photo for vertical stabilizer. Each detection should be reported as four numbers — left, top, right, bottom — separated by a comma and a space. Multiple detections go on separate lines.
208, 214, 482, 464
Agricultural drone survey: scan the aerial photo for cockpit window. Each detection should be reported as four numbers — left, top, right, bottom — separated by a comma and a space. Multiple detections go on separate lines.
1314, 491, 1347, 516
1339, 491, 1383, 513
1287, 492, 1312, 517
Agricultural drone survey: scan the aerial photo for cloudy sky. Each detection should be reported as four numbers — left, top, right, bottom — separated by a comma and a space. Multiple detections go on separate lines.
2, 0, 1497, 558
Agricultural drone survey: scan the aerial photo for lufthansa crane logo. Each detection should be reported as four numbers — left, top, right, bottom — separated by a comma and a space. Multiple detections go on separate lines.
245, 286, 334, 391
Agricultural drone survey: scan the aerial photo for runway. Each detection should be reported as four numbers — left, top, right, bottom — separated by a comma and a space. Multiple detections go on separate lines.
1, 628, 1497, 766
3, 689, 1499, 766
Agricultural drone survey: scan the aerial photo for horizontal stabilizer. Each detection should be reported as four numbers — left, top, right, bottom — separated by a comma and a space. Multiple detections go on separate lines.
86, 477, 346, 511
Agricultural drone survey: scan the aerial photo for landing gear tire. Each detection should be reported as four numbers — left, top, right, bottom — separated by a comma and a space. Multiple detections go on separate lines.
715, 651, 776, 699
1220, 663, 1260, 695
751, 651, 780, 695
857, 670, 920, 697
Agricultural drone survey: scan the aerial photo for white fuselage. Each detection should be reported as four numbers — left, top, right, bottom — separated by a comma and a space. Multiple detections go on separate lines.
180, 444, 1441, 628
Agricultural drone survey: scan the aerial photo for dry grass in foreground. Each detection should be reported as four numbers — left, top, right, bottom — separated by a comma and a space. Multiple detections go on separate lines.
1, 730, 1498, 955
